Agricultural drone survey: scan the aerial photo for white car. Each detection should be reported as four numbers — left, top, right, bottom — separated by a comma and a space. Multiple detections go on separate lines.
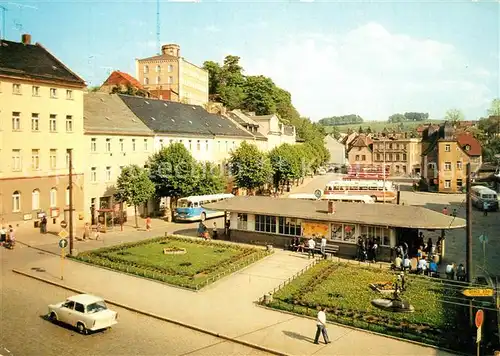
318, 167, 327, 175
48, 294, 118, 334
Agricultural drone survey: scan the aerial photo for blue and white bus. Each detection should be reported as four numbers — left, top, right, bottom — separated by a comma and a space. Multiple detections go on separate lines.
175, 193, 234, 222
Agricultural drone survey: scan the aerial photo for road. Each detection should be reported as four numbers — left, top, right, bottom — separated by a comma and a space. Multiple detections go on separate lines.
0, 250, 268, 356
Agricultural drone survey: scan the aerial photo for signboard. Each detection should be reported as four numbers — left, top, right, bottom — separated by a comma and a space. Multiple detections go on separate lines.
479, 234, 488, 244
58, 230, 69, 239
23, 213, 33, 221
475, 309, 484, 328
58, 238, 68, 249
463, 289, 494, 298
60, 220, 68, 229
314, 189, 323, 200
302, 222, 329, 238
50, 208, 60, 218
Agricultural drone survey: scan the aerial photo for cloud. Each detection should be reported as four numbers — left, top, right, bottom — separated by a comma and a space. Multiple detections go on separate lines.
204, 25, 221, 33
242, 22, 492, 121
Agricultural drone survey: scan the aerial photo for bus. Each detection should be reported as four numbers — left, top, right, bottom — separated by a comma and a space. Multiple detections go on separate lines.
471, 186, 499, 211
324, 180, 397, 203
288, 193, 375, 204
175, 193, 234, 222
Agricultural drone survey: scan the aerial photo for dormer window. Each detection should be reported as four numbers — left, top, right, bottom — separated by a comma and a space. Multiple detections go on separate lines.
465, 145, 470, 151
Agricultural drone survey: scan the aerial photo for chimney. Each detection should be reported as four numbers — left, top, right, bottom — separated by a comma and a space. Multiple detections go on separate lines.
328, 201, 336, 214
21, 34, 31, 45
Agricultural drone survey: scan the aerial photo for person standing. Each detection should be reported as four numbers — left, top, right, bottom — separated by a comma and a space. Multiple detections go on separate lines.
41, 216, 48, 234
371, 240, 378, 262
314, 307, 330, 345
308, 237, 316, 259
483, 201, 489, 216
225, 219, 231, 239
442, 207, 448, 215
83, 222, 90, 241
320, 236, 327, 258
145, 216, 152, 231
212, 222, 218, 239
95, 223, 101, 240
0, 226, 6, 246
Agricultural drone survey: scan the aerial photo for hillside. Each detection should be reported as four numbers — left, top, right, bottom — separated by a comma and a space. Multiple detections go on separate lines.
323, 119, 444, 134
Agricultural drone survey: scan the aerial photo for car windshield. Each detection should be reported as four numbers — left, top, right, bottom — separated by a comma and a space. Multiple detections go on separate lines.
178, 200, 192, 208
86, 301, 107, 313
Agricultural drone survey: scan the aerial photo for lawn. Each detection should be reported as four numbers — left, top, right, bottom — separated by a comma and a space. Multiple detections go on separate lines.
323, 119, 444, 134
73, 235, 270, 290
265, 261, 471, 351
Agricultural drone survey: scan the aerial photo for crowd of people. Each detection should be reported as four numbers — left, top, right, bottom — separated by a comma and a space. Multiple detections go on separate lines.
0, 224, 18, 249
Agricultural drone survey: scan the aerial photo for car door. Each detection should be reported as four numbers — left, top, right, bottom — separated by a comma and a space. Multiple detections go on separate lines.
59, 301, 75, 324
71, 302, 86, 327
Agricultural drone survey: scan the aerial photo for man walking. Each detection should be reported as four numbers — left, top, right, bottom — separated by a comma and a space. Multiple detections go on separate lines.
308, 236, 316, 259
320, 235, 327, 258
483, 201, 489, 216
314, 307, 330, 344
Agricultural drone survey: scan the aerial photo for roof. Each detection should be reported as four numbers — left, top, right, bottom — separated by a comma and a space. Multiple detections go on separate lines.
348, 134, 372, 152
252, 114, 276, 121
203, 196, 466, 230
457, 133, 482, 156
137, 53, 179, 62
225, 112, 267, 139
101, 71, 144, 90
0, 39, 85, 86
67, 294, 104, 305
84, 93, 153, 135
118, 95, 254, 138
230, 110, 260, 126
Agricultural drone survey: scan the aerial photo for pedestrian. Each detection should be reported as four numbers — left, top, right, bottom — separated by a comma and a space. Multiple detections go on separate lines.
7, 225, 15, 249
452, 209, 457, 217
320, 235, 327, 258
83, 222, 90, 241
314, 307, 330, 345
225, 219, 231, 239
0, 226, 6, 246
95, 223, 101, 240
212, 222, 218, 239
442, 206, 448, 215
145, 216, 152, 231
41, 216, 48, 234
308, 236, 316, 259
371, 239, 378, 263
356, 236, 363, 260
445, 262, 455, 280
483, 201, 489, 216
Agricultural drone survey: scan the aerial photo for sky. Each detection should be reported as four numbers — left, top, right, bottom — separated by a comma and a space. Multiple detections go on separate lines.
1, 0, 499, 121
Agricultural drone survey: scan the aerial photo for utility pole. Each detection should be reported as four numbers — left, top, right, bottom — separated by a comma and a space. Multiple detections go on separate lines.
466, 162, 473, 282
68, 149, 74, 255
383, 136, 386, 204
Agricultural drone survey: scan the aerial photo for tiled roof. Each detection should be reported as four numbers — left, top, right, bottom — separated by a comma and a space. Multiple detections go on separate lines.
102, 71, 144, 90
231, 110, 260, 126
252, 114, 276, 121
84, 93, 153, 135
137, 53, 179, 62
457, 133, 482, 156
0, 39, 85, 85
203, 196, 466, 230
118, 95, 254, 138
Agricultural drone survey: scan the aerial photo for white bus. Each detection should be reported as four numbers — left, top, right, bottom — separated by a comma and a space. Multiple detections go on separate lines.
175, 193, 234, 222
288, 193, 375, 204
324, 180, 396, 203
471, 186, 499, 211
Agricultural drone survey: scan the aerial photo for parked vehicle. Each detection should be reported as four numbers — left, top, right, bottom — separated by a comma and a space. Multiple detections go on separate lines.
318, 167, 327, 175
324, 180, 396, 203
47, 294, 118, 334
288, 193, 375, 204
471, 186, 499, 211
175, 193, 234, 222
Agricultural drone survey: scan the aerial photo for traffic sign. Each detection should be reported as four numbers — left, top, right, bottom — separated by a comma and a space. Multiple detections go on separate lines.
463, 289, 494, 298
314, 189, 323, 200
60, 220, 68, 229
479, 234, 488, 244
59, 238, 68, 249
58, 229, 69, 239
475, 309, 484, 328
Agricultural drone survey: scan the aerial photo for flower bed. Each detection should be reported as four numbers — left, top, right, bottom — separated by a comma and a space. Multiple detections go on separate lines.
72, 235, 270, 290
264, 261, 470, 351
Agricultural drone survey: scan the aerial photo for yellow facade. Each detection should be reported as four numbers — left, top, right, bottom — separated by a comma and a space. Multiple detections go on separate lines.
435, 141, 469, 192
0, 78, 86, 223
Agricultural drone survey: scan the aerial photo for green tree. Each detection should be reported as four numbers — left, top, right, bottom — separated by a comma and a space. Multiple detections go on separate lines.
388, 113, 406, 123
115, 165, 155, 228
148, 143, 199, 220
329, 126, 341, 140
194, 162, 226, 195
243, 75, 277, 115
444, 108, 464, 124
269, 143, 301, 191
229, 142, 272, 193
202, 60, 222, 95
487, 98, 500, 117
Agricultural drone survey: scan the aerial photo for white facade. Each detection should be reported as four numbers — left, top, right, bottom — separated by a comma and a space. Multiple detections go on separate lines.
324, 135, 347, 165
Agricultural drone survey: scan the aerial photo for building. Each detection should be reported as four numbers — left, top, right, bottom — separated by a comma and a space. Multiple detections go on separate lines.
371, 132, 422, 175
99, 70, 149, 97
346, 134, 373, 166
136, 44, 209, 106
204, 196, 465, 262
324, 135, 346, 166
0, 34, 86, 224
422, 122, 482, 193
83, 92, 154, 223
226, 110, 268, 152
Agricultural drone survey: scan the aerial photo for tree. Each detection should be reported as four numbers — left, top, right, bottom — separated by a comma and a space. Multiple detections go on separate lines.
318, 114, 364, 126
269, 144, 301, 191
358, 126, 364, 134
444, 109, 464, 124
403, 112, 429, 121
229, 142, 272, 193
388, 113, 406, 123
111, 84, 147, 97
115, 165, 155, 228
329, 126, 341, 140
194, 162, 225, 195
148, 143, 198, 220
487, 98, 500, 117
243, 75, 277, 115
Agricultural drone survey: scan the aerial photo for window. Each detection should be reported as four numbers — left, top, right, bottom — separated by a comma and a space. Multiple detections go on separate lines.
50, 88, 57, 98
105, 166, 111, 181
106, 138, 111, 152
66, 90, 73, 100
225, 141, 229, 151
444, 162, 452, 171
144, 139, 148, 151
196, 140, 201, 151
32, 86, 40, 96
188, 140, 192, 150
132, 139, 136, 151
457, 161, 462, 170
32, 189, 40, 210
255, 215, 276, 233
31, 149, 40, 170
376, 154, 381, 161
49, 188, 57, 207
49, 114, 57, 132
63, 301, 75, 310
456, 179, 463, 188
169, 139, 174, 145
167, 76, 173, 84
389, 143, 393, 149
217, 141, 221, 152
11, 149, 21, 171
75, 303, 85, 313
205, 140, 209, 151
156, 76, 161, 84
278, 217, 302, 236
156, 65, 161, 72
396, 154, 400, 161
12, 112, 21, 131
331, 224, 343, 240
31, 113, 39, 131
402, 153, 407, 161
144, 77, 149, 85
355, 155, 360, 161
65, 115, 73, 132
90, 167, 97, 182
159, 139, 164, 147
50, 149, 57, 169
12, 83, 21, 94
444, 180, 451, 188
65, 150, 70, 168
65, 186, 70, 206
168, 65, 173, 72
343, 224, 357, 243
143, 65, 149, 73
445, 144, 451, 152
91, 138, 97, 152
361, 155, 366, 161
237, 213, 248, 230
12, 191, 21, 212
359, 225, 390, 246
119, 139, 124, 152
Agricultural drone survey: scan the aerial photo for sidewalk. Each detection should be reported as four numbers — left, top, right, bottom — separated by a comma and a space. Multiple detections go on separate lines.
13, 247, 451, 356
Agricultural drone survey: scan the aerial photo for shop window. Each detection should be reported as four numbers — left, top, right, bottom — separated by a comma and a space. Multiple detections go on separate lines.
278, 217, 302, 236
237, 213, 247, 230
331, 224, 342, 240
255, 215, 276, 233
343, 224, 356, 243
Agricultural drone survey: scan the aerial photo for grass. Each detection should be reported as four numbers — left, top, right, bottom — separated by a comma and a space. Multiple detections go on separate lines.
324, 119, 444, 133
265, 261, 470, 351
73, 235, 270, 290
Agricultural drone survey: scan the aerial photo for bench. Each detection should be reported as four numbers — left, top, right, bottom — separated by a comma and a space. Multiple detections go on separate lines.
317, 244, 339, 259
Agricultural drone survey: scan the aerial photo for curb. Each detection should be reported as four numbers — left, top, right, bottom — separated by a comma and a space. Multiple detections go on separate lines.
11, 269, 288, 356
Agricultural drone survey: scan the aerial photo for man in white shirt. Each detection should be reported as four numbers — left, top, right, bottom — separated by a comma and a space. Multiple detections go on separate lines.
320, 236, 327, 258
417, 257, 427, 274
402, 257, 411, 271
314, 307, 330, 344
308, 237, 316, 259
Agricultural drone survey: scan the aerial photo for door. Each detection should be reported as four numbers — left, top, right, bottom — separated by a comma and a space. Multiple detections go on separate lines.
71, 302, 86, 327
59, 300, 75, 324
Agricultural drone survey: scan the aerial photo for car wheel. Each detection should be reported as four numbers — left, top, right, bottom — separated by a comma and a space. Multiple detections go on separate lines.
48, 312, 57, 322
371, 196, 378, 202
76, 322, 88, 335
201, 212, 206, 221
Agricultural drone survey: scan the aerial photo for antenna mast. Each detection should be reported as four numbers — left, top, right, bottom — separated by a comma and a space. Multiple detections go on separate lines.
156, 0, 160, 55
0, 5, 7, 40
